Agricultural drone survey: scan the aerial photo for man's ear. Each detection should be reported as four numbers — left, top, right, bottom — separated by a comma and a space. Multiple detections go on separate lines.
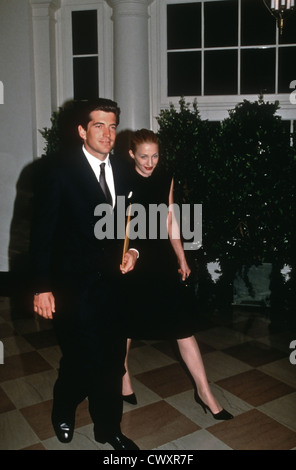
78, 125, 86, 140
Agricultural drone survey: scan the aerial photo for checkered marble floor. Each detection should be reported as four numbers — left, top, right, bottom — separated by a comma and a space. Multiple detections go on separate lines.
0, 294, 296, 451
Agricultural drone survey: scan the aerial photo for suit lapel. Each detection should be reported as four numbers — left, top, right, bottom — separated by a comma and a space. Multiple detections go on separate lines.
69, 149, 128, 209
71, 148, 107, 205
110, 154, 128, 201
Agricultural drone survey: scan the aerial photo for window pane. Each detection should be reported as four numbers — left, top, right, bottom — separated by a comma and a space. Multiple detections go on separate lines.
167, 3, 201, 50
73, 57, 98, 100
241, 48, 275, 94
279, 12, 296, 44
204, 0, 238, 48
279, 47, 296, 93
241, 0, 275, 46
168, 51, 201, 96
204, 50, 238, 95
72, 10, 98, 55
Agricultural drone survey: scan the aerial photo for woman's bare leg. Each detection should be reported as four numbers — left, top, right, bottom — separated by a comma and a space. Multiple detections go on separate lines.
122, 338, 134, 396
177, 335, 222, 414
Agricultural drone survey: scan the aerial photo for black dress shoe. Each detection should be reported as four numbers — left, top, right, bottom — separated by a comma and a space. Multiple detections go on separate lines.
52, 419, 75, 443
95, 431, 139, 450
122, 393, 137, 405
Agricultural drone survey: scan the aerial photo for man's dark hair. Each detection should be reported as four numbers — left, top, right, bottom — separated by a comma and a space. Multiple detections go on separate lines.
79, 98, 121, 130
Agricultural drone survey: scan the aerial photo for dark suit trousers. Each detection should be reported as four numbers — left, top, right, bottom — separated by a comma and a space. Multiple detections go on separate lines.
51, 272, 126, 437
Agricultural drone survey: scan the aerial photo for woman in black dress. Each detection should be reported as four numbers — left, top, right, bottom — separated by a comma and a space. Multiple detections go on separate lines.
121, 129, 233, 420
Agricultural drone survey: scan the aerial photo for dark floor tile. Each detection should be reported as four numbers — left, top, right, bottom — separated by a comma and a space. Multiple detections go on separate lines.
135, 363, 193, 398
0, 308, 13, 322
23, 329, 58, 349
150, 340, 181, 361
223, 340, 287, 367
0, 322, 16, 338
0, 386, 16, 413
130, 340, 146, 350
207, 409, 296, 450
0, 352, 53, 383
20, 400, 54, 441
20, 398, 92, 441
152, 338, 215, 361
22, 443, 46, 450
74, 399, 92, 429
229, 318, 271, 338
216, 369, 295, 406
121, 400, 200, 450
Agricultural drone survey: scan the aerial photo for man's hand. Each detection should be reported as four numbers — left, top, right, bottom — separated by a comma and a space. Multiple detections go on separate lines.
120, 249, 138, 274
33, 292, 56, 319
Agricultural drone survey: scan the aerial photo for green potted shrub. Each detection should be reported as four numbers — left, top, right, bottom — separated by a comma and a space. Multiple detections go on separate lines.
156, 97, 222, 313
156, 96, 296, 327
217, 95, 296, 327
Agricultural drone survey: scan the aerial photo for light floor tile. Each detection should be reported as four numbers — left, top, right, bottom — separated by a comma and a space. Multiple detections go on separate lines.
0, 409, 39, 450
165, 387, 251, 428
128, 344, 177, 375
201, 350, 252, 382
122, 377, 163, 411
1, 334, 34, 357
258, 392, 296, 432
43, 424, 107, 450
258, 357, 296, 388
156, 429, 232, 450
37, 345, 62, 370
1, 293, 295, 451
2, 369, 58, 408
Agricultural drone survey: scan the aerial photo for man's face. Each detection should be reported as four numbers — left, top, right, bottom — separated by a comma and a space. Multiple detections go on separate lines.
78, 110, 117, 160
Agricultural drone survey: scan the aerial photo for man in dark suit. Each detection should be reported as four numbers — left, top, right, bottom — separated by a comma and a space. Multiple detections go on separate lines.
30, 98, 139, 450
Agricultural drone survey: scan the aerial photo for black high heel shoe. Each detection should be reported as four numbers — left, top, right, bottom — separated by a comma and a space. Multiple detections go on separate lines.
122, 393, 137, 405
194, 391, 233, 420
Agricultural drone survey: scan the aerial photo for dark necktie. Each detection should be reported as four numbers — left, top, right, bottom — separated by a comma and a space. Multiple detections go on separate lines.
99, 162, 113, 206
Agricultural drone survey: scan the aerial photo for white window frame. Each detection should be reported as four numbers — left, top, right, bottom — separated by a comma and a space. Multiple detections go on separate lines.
56, 0, 113, 106
150, 0, 296, 124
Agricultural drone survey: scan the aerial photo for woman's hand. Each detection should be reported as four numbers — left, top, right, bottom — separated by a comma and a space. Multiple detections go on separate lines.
178, 258, 191, 281
33, 292, 56, 319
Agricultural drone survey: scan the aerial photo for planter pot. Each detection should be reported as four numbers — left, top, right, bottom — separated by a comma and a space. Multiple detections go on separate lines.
233, 263, 272, 307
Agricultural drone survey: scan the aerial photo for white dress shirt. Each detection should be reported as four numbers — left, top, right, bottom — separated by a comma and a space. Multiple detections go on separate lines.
82, 145, 139, 259
82, 145, 116, 208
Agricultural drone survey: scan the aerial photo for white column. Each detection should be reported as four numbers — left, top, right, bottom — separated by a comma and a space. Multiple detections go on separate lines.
107, 0, 152, 131
30, 0, 60, 156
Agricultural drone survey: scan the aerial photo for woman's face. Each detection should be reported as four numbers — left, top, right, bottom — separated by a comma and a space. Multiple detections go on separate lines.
129, 142, 159, 177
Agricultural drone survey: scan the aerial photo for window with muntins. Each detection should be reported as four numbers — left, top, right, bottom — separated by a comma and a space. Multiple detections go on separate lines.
72, 10, 99, 100
167, 0, 296, 97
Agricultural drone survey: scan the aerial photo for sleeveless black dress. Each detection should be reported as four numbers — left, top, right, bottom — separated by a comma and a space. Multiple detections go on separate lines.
122, 166, 198, 340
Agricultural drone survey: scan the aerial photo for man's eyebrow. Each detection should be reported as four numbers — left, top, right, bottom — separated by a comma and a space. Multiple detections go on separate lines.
92, 121, 117, 127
